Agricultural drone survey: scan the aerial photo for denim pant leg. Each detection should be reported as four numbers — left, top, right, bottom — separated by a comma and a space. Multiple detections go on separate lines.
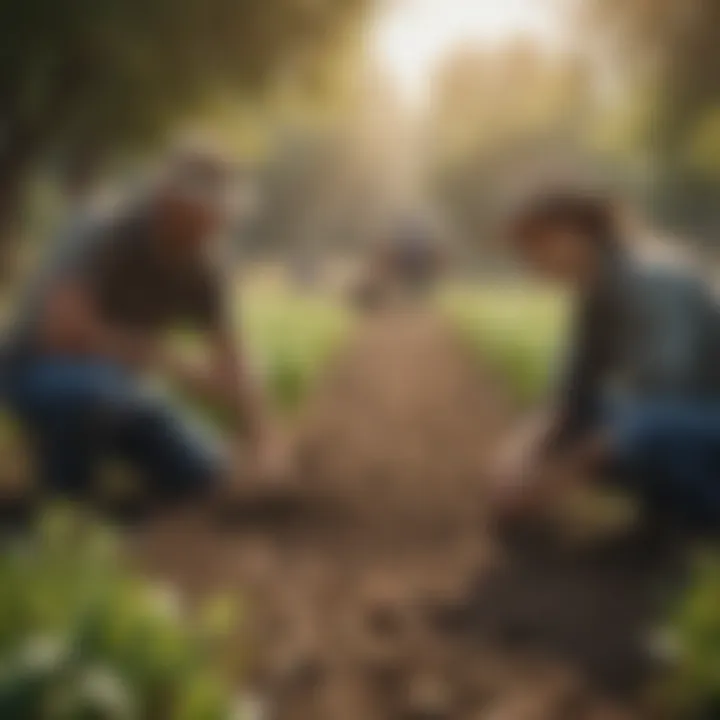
109, 386, 223, 500
609, 401, 720, 526
6, 359, 222, 500
5, 360, 129, 497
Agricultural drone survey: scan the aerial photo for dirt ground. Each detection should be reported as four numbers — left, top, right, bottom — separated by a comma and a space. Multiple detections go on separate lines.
136, 310, 683, 720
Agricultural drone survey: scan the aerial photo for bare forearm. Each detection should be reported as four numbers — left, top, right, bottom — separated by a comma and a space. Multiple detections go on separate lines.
233, 373, 268, 444
220, 353, 269, 443
41, 317, 157, 369
501, 408, 556, 464
162, 352, 268, 440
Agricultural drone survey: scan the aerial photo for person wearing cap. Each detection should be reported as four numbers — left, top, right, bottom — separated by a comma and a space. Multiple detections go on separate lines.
1, 150, 289, 511
491, 187, 720, 531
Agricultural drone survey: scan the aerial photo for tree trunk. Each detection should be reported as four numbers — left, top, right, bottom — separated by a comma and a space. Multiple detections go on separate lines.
0, 133, 39, 280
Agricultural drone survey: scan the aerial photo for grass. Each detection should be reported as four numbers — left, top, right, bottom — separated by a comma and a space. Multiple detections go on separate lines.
440, 282, 568, 404
169, 276, 352, 421
238, 278, 351, 413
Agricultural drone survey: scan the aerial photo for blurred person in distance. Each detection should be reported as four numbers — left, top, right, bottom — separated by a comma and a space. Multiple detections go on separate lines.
384, 218, 444, 297
351, 218, 445, 312
491, 184, 720, 534
1, 145, 293, 514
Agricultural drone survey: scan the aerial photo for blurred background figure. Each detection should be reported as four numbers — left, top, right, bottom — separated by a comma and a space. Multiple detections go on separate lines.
380, 218, 446, 298
350, 216, 446, 312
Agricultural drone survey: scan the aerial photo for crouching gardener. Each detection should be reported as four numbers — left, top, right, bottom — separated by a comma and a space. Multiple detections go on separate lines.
2, 150, 288, 509
492, 186, 720, 531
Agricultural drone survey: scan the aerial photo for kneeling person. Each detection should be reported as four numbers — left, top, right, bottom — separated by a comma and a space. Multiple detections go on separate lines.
493, 187, 720, 530
3, 151, 286, 507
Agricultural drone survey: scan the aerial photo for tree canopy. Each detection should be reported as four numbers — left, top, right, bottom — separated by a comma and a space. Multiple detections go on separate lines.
0, 0, 370, 238
582, 0, 720, 234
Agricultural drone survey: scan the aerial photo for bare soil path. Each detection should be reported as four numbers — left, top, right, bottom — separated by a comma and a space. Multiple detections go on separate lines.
137, 310, 679, 720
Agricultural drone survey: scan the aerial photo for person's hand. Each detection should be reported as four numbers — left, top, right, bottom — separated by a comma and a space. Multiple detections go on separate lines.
488, 432, 539, 518
491, 431, 535, 484
213, 431, 297, 517
247, 426, 296, 492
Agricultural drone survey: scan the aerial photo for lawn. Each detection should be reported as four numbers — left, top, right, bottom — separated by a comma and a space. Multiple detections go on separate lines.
238, 278, 351, 412
168, 274, 351, 421
440, 282, 568, 404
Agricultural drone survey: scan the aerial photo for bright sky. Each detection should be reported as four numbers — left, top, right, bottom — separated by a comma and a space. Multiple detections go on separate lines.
370, 0, 567, 104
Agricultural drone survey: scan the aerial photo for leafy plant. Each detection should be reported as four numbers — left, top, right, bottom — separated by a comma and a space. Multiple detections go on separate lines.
174, 282, 351, 419
0, 508, 241, 719
661, 553, 720, 719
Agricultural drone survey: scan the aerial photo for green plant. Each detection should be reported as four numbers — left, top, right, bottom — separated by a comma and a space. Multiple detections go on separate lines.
440, 284, 567, 404
661, 553, 720, 718
0, 508, 241, 719
174, 282, 351, 419
243, 284, 350, 412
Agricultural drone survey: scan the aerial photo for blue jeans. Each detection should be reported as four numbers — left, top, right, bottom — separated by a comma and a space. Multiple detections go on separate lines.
3, 358, 221, 500
608, 401, 720, 527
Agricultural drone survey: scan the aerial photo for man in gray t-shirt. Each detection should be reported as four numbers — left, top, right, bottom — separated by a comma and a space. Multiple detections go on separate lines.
3, 151, 286, 505
491, 187, 720, 529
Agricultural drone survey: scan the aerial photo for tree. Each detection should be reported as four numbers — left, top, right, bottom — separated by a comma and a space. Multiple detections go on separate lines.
0, 0, 370, 243
427, 40, 598, 256
581, 0, 720, 235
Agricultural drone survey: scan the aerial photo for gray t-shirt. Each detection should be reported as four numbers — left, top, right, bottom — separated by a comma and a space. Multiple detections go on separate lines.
5, 200, 225, 360
550, 252, 720, 450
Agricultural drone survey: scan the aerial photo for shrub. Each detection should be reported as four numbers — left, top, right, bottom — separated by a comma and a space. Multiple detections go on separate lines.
661, 553, 720, 719
0, 509, 240, 719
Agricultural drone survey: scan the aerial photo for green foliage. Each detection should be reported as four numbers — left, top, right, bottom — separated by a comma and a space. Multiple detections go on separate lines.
0, 508, 240, 719
683, 107, 720, 178
584, 0, 720, 235
428, 42, 599, 251
0, 0, 372, 231
441, 285, 566, 404
430, 1, 720, 243
242, 283, 350, 412
2, 0, 368, 144
173, 280, 351, 421
663, 553, 720, 718
585, 0, 720, 158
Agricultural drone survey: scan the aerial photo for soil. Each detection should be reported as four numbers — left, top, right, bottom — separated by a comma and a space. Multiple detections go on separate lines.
135, 310, 684, 720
